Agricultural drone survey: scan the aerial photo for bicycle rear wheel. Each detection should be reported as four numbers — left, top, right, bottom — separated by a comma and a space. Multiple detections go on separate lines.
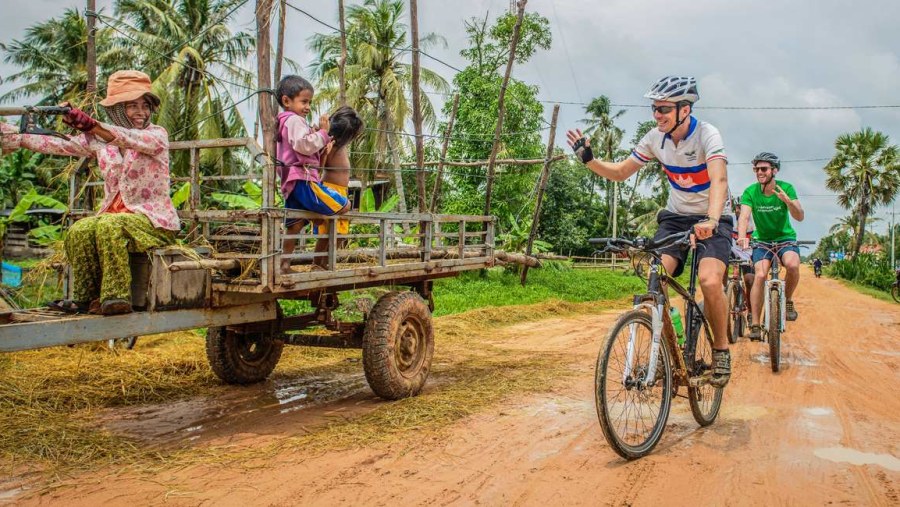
687, 304, 724, 426
892, 284, 899, 303
768, 288, 782, 372
595, 309, 673, 459
725, 281, 740, 344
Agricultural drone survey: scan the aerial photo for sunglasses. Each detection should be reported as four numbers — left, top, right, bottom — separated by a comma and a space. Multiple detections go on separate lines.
651, 105, 677, 114
753, 166, 773, 173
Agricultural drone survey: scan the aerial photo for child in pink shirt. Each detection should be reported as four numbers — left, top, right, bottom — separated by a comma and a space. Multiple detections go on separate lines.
274, 75, 349, 272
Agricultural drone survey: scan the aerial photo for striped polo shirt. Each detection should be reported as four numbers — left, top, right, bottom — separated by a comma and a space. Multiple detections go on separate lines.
631, 116, 730, 216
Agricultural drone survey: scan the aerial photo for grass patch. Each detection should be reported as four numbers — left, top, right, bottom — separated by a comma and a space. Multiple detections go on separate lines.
828, 276, 896, 303
0, 267, 637, 476
433, 267, 643, 316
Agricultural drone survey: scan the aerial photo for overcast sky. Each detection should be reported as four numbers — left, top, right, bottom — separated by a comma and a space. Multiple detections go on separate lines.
1, 0, 899, 243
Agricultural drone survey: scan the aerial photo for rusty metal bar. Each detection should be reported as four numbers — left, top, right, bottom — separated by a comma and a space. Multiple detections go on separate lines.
0, 302, 276, 353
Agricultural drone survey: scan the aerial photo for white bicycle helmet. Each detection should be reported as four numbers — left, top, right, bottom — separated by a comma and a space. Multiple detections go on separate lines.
644, 76, 700, 104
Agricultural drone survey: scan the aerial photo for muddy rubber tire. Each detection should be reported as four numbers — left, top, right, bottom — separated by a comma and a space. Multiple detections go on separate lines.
206, 325, 284, 385
687, 303, 724, 427
362, 291, 434, 400
892, 284, 900, 303
596, 310, 673, 459
726, 282, 739, 344
768, 289, 781, 373
107, 336, 137, 350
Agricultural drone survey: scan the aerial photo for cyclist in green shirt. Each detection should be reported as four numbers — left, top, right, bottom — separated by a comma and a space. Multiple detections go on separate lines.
736, 152, 805, 340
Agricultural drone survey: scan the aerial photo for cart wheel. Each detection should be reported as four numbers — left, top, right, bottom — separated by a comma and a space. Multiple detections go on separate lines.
206, 325, 284, 385
107, 336, 137, 350
362, 291, 434, 400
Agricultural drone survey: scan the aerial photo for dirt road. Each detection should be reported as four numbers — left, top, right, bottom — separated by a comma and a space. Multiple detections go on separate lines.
11, 270, 900, 505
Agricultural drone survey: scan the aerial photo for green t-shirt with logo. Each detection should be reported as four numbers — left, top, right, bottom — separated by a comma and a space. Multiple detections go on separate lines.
741, 180, 798, 241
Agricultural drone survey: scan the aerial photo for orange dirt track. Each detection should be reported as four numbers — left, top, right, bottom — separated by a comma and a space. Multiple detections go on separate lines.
11, 268, 900, 506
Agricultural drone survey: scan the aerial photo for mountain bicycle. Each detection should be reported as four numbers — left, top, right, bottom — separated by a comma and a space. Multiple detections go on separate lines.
725, 258, 751, 344
748, 240, 814, 372
590, 231, 723, 459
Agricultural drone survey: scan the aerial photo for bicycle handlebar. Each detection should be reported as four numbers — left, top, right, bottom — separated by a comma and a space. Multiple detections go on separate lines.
749, 240, 814, 251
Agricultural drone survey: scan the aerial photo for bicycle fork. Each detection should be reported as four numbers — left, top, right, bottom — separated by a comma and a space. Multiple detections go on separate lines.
624, 300, 670, 388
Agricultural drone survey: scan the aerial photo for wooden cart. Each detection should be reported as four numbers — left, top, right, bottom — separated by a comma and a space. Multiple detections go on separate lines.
0, 138, 495, 400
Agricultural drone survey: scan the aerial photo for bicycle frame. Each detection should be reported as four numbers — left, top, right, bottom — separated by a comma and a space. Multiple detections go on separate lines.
626, 245, 708, 388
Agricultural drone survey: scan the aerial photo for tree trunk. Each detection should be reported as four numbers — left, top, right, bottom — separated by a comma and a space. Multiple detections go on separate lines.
409, 0, 426, 213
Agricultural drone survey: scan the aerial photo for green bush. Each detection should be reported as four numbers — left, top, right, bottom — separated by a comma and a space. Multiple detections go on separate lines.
827, 254, 894, 291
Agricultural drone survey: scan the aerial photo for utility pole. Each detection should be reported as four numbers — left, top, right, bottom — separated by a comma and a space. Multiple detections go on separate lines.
891, 202, 897, 269
85, 0, 97, 96
274, 0, 287, 85
520, 104, 560, 286
338, 0, 347, 106
409, 0, 426, 212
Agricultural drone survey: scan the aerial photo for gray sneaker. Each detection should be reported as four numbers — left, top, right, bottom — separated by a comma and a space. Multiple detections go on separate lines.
786, 300, 798, 321
748, 324, 762, 341
709, 349, 731, 388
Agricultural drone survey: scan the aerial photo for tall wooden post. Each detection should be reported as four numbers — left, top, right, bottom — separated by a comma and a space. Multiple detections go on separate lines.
85, 0, 97, 95
338, 0, 347, 106
409, 0, 426, 212
484, 0, 526, 217
257, 0, 277, 175
257, 0, 277, 287
430, 93, 458, 213
520, 104, 559, 286
274, 0, 287, 85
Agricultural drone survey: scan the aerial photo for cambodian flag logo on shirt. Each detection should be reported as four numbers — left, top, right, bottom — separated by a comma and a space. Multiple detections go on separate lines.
662, 163, 711, 193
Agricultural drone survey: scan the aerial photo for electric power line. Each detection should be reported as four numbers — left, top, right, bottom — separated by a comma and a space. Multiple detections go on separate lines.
284, 2, 464, 74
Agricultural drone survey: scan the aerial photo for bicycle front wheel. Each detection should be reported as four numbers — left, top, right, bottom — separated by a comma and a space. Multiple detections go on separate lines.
892, 284, 900, 303
768, 288, 782, 372
687, 309, 724, 426
595, 309, 673, 459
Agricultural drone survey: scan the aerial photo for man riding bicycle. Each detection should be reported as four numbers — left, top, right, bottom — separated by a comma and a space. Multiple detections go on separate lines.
737, 152, 805, 340
813, 257, 823, 277
566, 75, 733, 387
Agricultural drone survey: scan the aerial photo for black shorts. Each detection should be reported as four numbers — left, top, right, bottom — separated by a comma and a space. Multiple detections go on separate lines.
653, 210, 733, 277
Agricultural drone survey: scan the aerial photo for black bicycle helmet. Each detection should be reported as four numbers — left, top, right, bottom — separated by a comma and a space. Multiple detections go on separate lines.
751, 151, 781, 169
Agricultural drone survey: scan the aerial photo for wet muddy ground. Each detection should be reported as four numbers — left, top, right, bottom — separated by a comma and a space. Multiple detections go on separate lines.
4, 267, 899, 506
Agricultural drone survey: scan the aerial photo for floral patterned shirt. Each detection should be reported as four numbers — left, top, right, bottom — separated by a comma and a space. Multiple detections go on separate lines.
1, 122, 180, 231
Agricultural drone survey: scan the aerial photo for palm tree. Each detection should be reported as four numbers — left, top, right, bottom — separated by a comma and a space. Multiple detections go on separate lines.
1, 8, 134, 107
581, 96, 626, 234
308, 0, 450, 210
113, 0, 254, 175
825, 128, 900, 256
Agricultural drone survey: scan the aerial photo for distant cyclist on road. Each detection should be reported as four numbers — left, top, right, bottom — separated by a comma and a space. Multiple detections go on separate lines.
567, 75, 734, 387
737, 152, 805, 340
813, 257, 823, 278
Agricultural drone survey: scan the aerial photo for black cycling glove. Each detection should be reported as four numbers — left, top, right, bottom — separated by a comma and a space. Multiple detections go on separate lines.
572, 136, 594, 164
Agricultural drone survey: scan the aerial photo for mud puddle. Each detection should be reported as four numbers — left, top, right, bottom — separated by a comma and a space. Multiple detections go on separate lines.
97, 373, 377, 447
814, 447, 900, 472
